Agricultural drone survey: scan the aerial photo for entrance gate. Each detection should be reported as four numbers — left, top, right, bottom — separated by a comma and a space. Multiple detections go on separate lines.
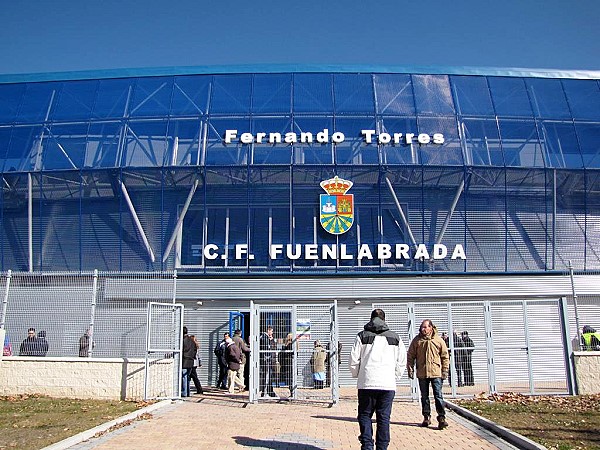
249, 301, 339, 404
375, 298, 570, 398
144, 302, 184, 400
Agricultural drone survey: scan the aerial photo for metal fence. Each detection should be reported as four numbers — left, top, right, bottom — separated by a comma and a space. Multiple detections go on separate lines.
0, 270, 176, 358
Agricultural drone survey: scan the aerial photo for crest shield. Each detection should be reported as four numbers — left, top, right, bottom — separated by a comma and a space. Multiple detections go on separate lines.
319, 177, 354, 235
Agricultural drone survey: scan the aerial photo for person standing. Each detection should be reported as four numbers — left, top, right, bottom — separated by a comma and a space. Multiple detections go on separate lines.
349, 309, 407, 450
36, 331, 49, 356
19, 328, 38, 356
452, 331, 465, 387
79, 329, 94, 357
232, 329, 250, 389
582, 325, 600, 350
311, 340, 327, 389
259, 325, 277, 397
181, 327, 197, 397
461, 331, 475, 386
279, 333, 295, 394
214, 332, 230, 389
407, 319, 450, 430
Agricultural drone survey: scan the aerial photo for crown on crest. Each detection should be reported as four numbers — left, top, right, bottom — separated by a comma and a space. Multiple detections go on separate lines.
320, 176, 353, 195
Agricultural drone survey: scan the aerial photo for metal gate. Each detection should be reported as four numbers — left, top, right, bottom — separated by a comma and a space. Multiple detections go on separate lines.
144, 302, 184, 400
375, 299, 569, 398
249, 300, 339, 404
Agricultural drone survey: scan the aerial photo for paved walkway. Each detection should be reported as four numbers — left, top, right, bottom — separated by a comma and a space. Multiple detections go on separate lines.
68, 388, 516, 450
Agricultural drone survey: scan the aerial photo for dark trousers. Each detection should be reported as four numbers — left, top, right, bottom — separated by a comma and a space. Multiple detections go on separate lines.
190, 367, 203, 393
463, 355, 474, 385
418, 378, 445, 419
357, 389, 395, 450
181, 368, 191, 397
259, 361, 275, 394
217, 364, 228, 388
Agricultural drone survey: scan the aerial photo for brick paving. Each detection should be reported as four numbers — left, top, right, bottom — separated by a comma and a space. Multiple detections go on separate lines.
69, 388, 513, 450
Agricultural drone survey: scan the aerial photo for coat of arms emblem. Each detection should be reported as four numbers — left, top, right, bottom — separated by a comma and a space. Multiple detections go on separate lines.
319, 176, 354, 235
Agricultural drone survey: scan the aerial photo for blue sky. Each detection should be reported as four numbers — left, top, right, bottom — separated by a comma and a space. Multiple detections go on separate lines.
1, 0, 599, 75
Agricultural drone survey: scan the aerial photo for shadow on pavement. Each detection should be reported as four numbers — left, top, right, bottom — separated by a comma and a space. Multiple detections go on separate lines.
233, 436, 327, 449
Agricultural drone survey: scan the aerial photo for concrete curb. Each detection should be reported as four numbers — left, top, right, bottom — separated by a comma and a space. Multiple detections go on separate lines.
41, 399, 175, 450
445, 400, 547, 450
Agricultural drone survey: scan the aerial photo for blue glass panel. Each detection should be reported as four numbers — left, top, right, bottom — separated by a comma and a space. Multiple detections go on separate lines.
123, 120, 168, 166
252, 118, 292, 164
16, 82, 61, 123
252, 74, 292, 114
498, 120, 544, 167
373, 74, 415, 115
562, 79, 600, 120
379, 117, 419, 164
293, 73, 333, 113
525, 78, 571, 119
167, 119, 201, 166
292, 117, 334, 164
93, 79, 131, 119
0, 127, 12, 171
488, 77, 533, 117
333, 74, 374, 114
418, 116, 463, 165
43, 123, 89, 170
574, 122, 600, 168
205, 118, 249, 165
2, 126, 42, 171
461, 118, 503, 166
413, 75, 455, 116
210, 74, 251, 114
205, 207, 227, 268
227, 207, 249, 267
451, 76, 494, 116
0, 84, 26, 123
171, 75, 210, 116
181, 208, 204, 266
538, 121, 583, 168
334, 117, 378, 164
53, 80, 97, 121
86, 122, 121, 168
129, 77, 173, 118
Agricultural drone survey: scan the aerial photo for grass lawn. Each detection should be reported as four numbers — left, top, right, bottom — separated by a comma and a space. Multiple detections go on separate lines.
456, 393, 600, 450
0, 394, 145, 450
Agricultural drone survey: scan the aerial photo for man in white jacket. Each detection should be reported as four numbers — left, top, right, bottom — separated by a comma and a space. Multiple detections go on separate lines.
349, 309, 407, 450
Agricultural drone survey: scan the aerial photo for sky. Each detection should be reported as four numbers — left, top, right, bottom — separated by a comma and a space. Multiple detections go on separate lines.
1, 0, 599, 76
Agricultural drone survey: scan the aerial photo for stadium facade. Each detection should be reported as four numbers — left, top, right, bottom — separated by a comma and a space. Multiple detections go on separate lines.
1, 66, 599, 397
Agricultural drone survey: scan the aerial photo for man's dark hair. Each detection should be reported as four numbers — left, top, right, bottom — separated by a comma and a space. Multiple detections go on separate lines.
371, 309, 385, 320
28, 327, 35, 333
266, 325, 273, 331
234, 329, 241, 335
183, 326, 188, 335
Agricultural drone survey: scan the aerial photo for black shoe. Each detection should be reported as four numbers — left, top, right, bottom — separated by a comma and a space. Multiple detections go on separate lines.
268, 392, 277, 397
419, 416, 431, 427
438, 418, 448, 430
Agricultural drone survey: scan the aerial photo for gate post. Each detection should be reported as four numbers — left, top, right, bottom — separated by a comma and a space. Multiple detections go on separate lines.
407, 303, 418, 401
484, 301, 496, 394
249, 300, 259, 403
88, 269, 98, 357
0, 270, 11, 331
331, 299, 339, 405
558, 296, 577, 395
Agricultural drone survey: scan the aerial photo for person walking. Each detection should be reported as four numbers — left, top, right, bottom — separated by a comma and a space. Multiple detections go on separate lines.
349, 309, 407, 450
232, 329, 250, 390
407, 319, 450, 430
225, 336, 245, 394
189, 335, 204, 394
181, 327, 197, 397
582, 325, 600, 350
79, 329, 94, 357
19, 328, 38, 356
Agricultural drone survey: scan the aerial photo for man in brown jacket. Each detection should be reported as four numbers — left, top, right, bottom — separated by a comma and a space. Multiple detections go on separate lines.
406, 319, 450, 430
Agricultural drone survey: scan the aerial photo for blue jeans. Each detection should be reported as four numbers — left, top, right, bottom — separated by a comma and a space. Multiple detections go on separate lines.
357, 389, 395, 450
418, 378, 445, 419
181, 368, 191, 397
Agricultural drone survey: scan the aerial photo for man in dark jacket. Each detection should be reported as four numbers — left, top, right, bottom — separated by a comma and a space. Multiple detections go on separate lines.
214, 332, 230, 389
232, 329, 250, 389
181, 326, 197, 397
225, 336, 245, 393
461, 331, 475, 386
259, 325, 277, 397
19, 328, 38, 356
582, 325, 600, 350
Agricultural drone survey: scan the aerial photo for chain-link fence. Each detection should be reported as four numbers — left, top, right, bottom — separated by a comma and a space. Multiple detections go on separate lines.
0, 270, 175, 358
